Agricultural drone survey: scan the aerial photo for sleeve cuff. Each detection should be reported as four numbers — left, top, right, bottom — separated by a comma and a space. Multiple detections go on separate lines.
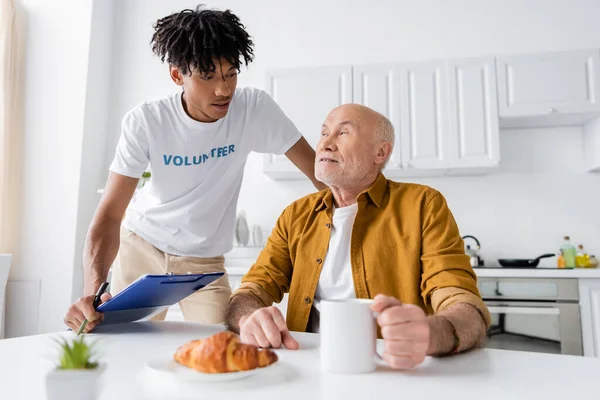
431, 287, 492, 328
272, 132, 302, 155
108, 165, 144, 179
231, 282, 275, 307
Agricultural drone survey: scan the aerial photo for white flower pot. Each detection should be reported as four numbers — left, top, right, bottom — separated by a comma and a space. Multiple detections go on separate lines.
45, 363, 105, 400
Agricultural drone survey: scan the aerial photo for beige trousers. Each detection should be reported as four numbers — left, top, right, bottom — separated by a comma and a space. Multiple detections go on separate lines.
110, 226, 232, 324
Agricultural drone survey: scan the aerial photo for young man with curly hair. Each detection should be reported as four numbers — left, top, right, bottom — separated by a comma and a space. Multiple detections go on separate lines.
64, 5, 325, 332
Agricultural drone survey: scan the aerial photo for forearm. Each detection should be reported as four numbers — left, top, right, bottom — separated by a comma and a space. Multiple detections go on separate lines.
226, 293, 265, 333
284, 137, 327, 191
427, 303, 487, 356
83, 216, 122, 296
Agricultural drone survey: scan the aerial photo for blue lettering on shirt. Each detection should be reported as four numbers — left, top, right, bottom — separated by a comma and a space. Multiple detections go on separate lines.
162, 144, 235, 167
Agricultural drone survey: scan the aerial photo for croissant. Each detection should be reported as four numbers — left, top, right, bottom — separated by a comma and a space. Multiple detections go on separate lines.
173, 331, 278, 373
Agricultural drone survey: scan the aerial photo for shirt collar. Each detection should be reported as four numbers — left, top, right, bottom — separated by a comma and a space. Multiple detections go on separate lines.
314, 173, 388, 212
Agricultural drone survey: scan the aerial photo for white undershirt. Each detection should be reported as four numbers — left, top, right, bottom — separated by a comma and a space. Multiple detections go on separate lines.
311, 203, 359, 333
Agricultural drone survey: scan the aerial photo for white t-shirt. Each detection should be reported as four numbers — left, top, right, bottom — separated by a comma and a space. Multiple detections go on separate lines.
311, 203, 359, 333
109, 87, 301, 257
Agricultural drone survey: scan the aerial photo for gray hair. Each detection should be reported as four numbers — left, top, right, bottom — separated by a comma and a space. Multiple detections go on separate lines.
374, 112, 395, 169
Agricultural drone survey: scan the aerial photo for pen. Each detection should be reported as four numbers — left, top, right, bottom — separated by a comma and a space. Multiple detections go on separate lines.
76, 282, 110, 336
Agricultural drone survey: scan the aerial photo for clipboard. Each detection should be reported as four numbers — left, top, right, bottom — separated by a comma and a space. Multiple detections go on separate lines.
96, 272, 224, 325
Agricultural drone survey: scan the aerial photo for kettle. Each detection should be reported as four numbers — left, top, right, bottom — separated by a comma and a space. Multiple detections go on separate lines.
462, 235, 484, 267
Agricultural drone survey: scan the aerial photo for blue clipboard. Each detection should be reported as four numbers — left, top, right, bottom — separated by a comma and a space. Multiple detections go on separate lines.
96, 272, 224, 325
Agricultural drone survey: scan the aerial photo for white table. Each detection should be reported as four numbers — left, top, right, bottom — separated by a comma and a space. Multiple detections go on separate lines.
0, 321, 598, 400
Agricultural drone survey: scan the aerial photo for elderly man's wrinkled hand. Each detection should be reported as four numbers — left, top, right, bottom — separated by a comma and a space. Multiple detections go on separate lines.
371, 294, 430, 370
239, 306, 299, 350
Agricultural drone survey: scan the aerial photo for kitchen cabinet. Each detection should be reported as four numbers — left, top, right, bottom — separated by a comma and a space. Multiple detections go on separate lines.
578, 279, 600, 357
263, 66, 353, 179
446, 57, 500, 172
395, 60, 450, 174
352, 64, 402, 169
264, 49, 600, 179
497, 49, 600, 128
353, 62, 452, 176
353, 58, 499, 176
266, 58, 500, 179
352, 61, 451, 175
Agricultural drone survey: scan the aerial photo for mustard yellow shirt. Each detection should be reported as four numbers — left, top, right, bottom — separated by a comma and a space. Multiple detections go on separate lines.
234, 173, 490, 332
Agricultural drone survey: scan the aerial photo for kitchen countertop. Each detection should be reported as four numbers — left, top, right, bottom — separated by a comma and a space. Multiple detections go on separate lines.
473, 267, 600, 279
0, 321, 598, 400
226, 263, 600, 279
226, 247, 600, 279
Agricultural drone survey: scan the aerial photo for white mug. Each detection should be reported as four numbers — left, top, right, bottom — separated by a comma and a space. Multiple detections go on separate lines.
320, 299, 378, 374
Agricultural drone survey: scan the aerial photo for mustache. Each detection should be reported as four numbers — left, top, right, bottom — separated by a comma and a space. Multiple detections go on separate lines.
317, 154, 340, 162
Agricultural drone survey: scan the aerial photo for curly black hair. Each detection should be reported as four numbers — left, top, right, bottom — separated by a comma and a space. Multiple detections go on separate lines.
151, 5, 254, 76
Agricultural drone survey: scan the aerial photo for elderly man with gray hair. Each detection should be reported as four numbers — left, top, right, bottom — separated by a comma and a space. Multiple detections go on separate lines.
226, 104, 491, 370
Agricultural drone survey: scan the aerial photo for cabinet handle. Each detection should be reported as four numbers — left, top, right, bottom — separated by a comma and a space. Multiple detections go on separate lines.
548, 108, 558, 114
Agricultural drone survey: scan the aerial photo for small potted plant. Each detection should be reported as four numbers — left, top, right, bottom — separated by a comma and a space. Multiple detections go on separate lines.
45, 336, 104, 400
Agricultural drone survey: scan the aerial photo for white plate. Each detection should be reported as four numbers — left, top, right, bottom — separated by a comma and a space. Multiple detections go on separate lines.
145, 357, 275, 382
252, 225, 263, 247
235, 213, 250, 247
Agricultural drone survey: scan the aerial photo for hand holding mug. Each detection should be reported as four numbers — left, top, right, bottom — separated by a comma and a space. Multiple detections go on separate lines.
371, 294, 430, 370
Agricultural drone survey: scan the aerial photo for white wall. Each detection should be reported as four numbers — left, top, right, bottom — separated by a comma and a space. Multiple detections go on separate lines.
71, 0, 116, 302
10, 0, 94, 335
102, 0, 600, 264
418, 127, 600, 265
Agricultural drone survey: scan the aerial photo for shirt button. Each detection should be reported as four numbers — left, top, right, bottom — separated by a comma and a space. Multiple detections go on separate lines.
304, 297, 312, 304
316, 258, 322, 264
325, 223, 331, 228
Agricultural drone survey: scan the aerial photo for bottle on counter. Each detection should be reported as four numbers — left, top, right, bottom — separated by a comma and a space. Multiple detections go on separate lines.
589, 255, 599, 269
557, 250, 566, 269
576, 245, 590, 268
561, 236, 577, 269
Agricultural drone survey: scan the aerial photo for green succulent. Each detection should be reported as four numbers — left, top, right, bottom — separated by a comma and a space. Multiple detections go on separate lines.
53, 336, 99, 370
141, 171, 151, 179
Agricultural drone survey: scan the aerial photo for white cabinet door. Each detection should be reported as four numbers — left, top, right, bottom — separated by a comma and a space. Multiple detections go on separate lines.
497, 49, 600, 117
446, 57, 500, 169
353, 64, 402, 168
264, 66, 353, 179
397, 61, 450, 170
578, 279, 600, 357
